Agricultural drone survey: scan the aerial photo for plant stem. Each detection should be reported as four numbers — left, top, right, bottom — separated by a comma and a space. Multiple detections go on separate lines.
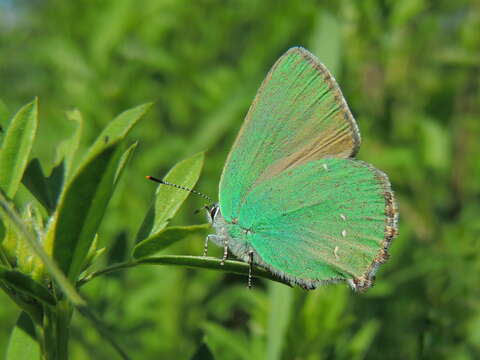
41, 301, 72, 360
77, 255, 292, 288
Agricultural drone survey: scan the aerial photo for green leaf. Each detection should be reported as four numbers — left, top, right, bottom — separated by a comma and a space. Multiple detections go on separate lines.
0, 99, 38, 198
0, 265, 56, 306
266, 283, 294, 360
81, 234, 106, 272
22, 110, 84, 212
6, 312, 41, 360
114, 141, 137, 185
88, 103, 152, 160
133, 223, 210, 259
48, 103, 151, 282
137, 152, 205, 242
22, 157, 68, 213
0, 189, 129, 359
22, 159, 54, 211
0, 190, 85, 307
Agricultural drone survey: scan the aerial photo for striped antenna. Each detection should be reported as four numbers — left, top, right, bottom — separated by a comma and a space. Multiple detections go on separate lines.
146, 176, 213, 203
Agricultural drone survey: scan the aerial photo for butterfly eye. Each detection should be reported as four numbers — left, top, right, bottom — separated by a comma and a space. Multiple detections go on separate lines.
209, 205, 219, 220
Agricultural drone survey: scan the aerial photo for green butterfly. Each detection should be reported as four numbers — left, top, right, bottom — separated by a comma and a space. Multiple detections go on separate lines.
206, 47, 398, 291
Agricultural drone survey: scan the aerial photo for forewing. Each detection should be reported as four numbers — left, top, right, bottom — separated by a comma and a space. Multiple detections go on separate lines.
220, 47, 360, 221
239, 158, 398, 289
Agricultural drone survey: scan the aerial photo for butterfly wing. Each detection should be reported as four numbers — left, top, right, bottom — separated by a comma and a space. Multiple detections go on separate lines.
240, 158, 398, 290
219, 47, 360, 222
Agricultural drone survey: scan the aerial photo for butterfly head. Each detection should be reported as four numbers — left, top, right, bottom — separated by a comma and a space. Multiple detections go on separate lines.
205, 203, 220, 224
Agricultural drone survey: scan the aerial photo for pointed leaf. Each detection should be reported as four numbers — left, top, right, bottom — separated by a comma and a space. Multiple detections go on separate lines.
137, 152, 204, 241
0, 99, 38, 198
114, 141, 137, 184
6, 312, 41, 360
22, 110, 84, 212
81, 234, 106, 272
133, 223, 210, 259
0, 265, 56, 306
48, 103, 151, 282
89, 103, 152, 158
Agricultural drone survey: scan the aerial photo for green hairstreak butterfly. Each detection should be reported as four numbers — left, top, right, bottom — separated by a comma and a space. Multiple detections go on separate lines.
205, 47, 398, 291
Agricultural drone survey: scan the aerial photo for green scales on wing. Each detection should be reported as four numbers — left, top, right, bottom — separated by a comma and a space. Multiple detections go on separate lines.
214, 47, 398, 291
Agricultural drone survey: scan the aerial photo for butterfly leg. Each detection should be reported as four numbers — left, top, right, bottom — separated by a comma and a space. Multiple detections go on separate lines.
220, 237, 229, 265
203, 234, 215, 256
247, 251, 254, 289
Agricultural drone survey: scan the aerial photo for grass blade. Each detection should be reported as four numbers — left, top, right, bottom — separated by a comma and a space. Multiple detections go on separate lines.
266, 283, 294, 360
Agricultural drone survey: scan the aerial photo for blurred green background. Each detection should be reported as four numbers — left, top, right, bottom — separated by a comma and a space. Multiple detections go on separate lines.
1, 0, 479, 359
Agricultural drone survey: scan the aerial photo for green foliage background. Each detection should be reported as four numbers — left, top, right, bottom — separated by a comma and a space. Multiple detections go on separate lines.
1, 0, 479, 359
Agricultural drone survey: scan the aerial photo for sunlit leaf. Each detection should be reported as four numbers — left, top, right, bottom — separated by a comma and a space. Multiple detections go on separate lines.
0, 99, 38, 198
47, 103, 151, 282
137, 152, 204, 242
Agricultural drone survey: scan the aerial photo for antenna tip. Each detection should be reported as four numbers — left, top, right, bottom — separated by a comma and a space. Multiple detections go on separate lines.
146, 176, 164, 184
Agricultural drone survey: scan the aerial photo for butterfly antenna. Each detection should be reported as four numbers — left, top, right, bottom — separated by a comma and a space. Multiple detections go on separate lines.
146, 176, 213, 203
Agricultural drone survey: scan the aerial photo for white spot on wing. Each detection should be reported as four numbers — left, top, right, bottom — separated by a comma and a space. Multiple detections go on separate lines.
340, 214, 346, 221
341, 230, 347, 237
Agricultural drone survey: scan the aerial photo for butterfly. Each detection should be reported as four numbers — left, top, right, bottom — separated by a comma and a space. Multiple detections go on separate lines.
205, 47, 398, 291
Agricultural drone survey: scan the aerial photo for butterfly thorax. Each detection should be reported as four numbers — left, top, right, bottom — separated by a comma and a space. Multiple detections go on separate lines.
206, 203, 254, 263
